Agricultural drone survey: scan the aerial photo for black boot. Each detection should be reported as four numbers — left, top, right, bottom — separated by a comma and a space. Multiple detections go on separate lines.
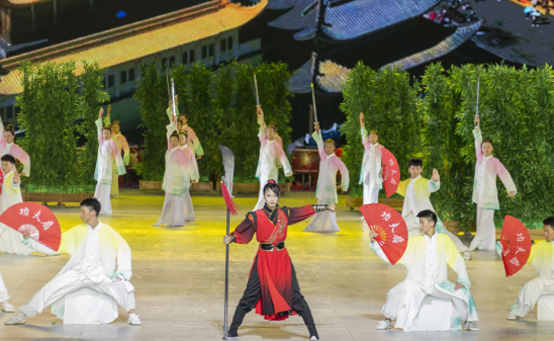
228, 306, 248, 338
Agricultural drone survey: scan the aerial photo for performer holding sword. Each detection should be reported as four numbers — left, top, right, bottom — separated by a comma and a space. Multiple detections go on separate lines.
252, 75, 292, 210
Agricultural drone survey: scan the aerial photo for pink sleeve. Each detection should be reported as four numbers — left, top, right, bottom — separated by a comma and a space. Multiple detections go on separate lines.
185, 127, 198, 146
109, 141, 119, 160
10, 144, 30, 176
495, 159, 517, 194
335, 158, 350, 191
274, 140, 292, 176
175, 150, 199, 180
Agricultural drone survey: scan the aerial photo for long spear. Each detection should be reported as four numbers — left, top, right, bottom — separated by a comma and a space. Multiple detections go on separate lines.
219, 145, 237, 340
166, 67, 171, 102
171, 78, 176, 116
254, 74, 260, 107
475, 75, 480, 128
310, 83, 318, 132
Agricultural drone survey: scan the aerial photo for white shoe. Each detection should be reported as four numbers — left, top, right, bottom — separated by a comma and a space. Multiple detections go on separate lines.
5, 313, 26, 325
376, 319, 391, 330
309, 336, 319, 341
465, 321, 479, 331
1, 301, 15, 313
463, 252, 471, 260
127, 313, 142, 326
507, 311, 517, 320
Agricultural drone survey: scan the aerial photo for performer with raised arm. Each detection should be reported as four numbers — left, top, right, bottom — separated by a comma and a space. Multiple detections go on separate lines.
303, 122, 349, 233
0, 117, 30, 177
253, 107, 292, 210
469, 116, 516, 251
223, 180, 335, 340
165, 95, 204, 160
5, 198, 141, 326
371, 210, 479, 332
93, 108, 126, 215
103, 106, 130, 198
498, 216, 554, 321
154, 114, 198, 227
396, 159, 471, 259
359, 112, 382, 208
179, 130, 198, 222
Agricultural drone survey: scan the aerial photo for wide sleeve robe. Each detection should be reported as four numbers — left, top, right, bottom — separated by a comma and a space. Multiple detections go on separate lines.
312, 130, 349, 204
231, 205, 315, 321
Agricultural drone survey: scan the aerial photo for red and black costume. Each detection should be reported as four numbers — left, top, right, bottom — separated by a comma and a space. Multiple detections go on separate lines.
228, 204, 329, 338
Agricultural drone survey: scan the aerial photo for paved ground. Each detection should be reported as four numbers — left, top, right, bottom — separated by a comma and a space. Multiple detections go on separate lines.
0, 189, 553, 340
469, 0, 554, 65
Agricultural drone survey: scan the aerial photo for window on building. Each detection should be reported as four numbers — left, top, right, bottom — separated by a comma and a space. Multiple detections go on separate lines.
162, 58, 168, 67
6, 105, 13, 120
108, 75, 115, 88
120, 70, 127, 84
0, 107, 5, 121
129, 68, 135, 82
220, 39, 227, 52
190, 49, 195, 62
227, 37, 233, 51
169, 56, 175, 66
202, 46, 207, 59
182, 51, 188, 64
209, 43, 214, 57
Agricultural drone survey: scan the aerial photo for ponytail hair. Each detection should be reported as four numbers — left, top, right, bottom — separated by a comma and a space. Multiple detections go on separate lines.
4, 124, 15, 136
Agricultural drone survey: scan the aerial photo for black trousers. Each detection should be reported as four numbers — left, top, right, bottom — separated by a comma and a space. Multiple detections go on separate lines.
229, 257, 318, 337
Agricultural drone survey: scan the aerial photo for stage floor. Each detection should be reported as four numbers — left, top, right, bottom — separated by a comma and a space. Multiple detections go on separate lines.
0, 189, 552, 340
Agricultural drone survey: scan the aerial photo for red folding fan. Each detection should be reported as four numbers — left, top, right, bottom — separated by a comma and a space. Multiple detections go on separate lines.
500, 215, 532, 277
361, 203, 408, 265
0, 202, 61, 251
381, 147, 400, 197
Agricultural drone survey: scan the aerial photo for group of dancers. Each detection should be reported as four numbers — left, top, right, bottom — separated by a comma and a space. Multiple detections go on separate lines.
218, 108, 547, 340
0, 104, 552, 341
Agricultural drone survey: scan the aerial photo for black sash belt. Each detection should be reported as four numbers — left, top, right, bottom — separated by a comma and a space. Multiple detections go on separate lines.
260, 242, 285, 251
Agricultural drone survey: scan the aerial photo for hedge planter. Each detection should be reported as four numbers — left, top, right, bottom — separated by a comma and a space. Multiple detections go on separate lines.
346, 197, 403, 213
23, 191, 94, 205
216, 182, 291, 193
140, 180, 213, 193
191, 182, 212, 192
139, 180, 163, 192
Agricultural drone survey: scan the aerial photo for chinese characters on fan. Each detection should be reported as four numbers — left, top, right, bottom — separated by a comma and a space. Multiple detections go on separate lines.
18, 208, 54, 231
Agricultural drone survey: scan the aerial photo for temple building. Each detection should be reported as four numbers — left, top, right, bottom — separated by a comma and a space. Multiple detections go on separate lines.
0, 0, 266, 129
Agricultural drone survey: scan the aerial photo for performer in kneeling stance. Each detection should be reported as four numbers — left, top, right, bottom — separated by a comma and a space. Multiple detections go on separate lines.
223, 180, 335, 340
370, 210, 479, 332
5, 198, 141, 326
499, 216, 554, 320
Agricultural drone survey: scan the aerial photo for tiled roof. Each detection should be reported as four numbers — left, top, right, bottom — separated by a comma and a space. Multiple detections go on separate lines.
5, 0, 49, 5
0, 0, 267, 96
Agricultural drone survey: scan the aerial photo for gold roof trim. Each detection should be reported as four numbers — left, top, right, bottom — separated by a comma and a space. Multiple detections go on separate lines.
0, 0, 266, 95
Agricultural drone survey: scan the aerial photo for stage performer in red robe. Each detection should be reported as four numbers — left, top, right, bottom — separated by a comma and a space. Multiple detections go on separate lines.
223, 180, 335, 341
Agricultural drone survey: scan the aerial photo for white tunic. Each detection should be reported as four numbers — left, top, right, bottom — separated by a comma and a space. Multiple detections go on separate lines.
21, 222, 135, 323
371, 233, 478, 331
0, 170, 33, 255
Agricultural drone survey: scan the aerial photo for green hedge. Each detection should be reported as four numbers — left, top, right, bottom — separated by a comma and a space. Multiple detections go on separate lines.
340, 62, 421, 197
16, 61, 108, 193
342, 62, 554, 229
